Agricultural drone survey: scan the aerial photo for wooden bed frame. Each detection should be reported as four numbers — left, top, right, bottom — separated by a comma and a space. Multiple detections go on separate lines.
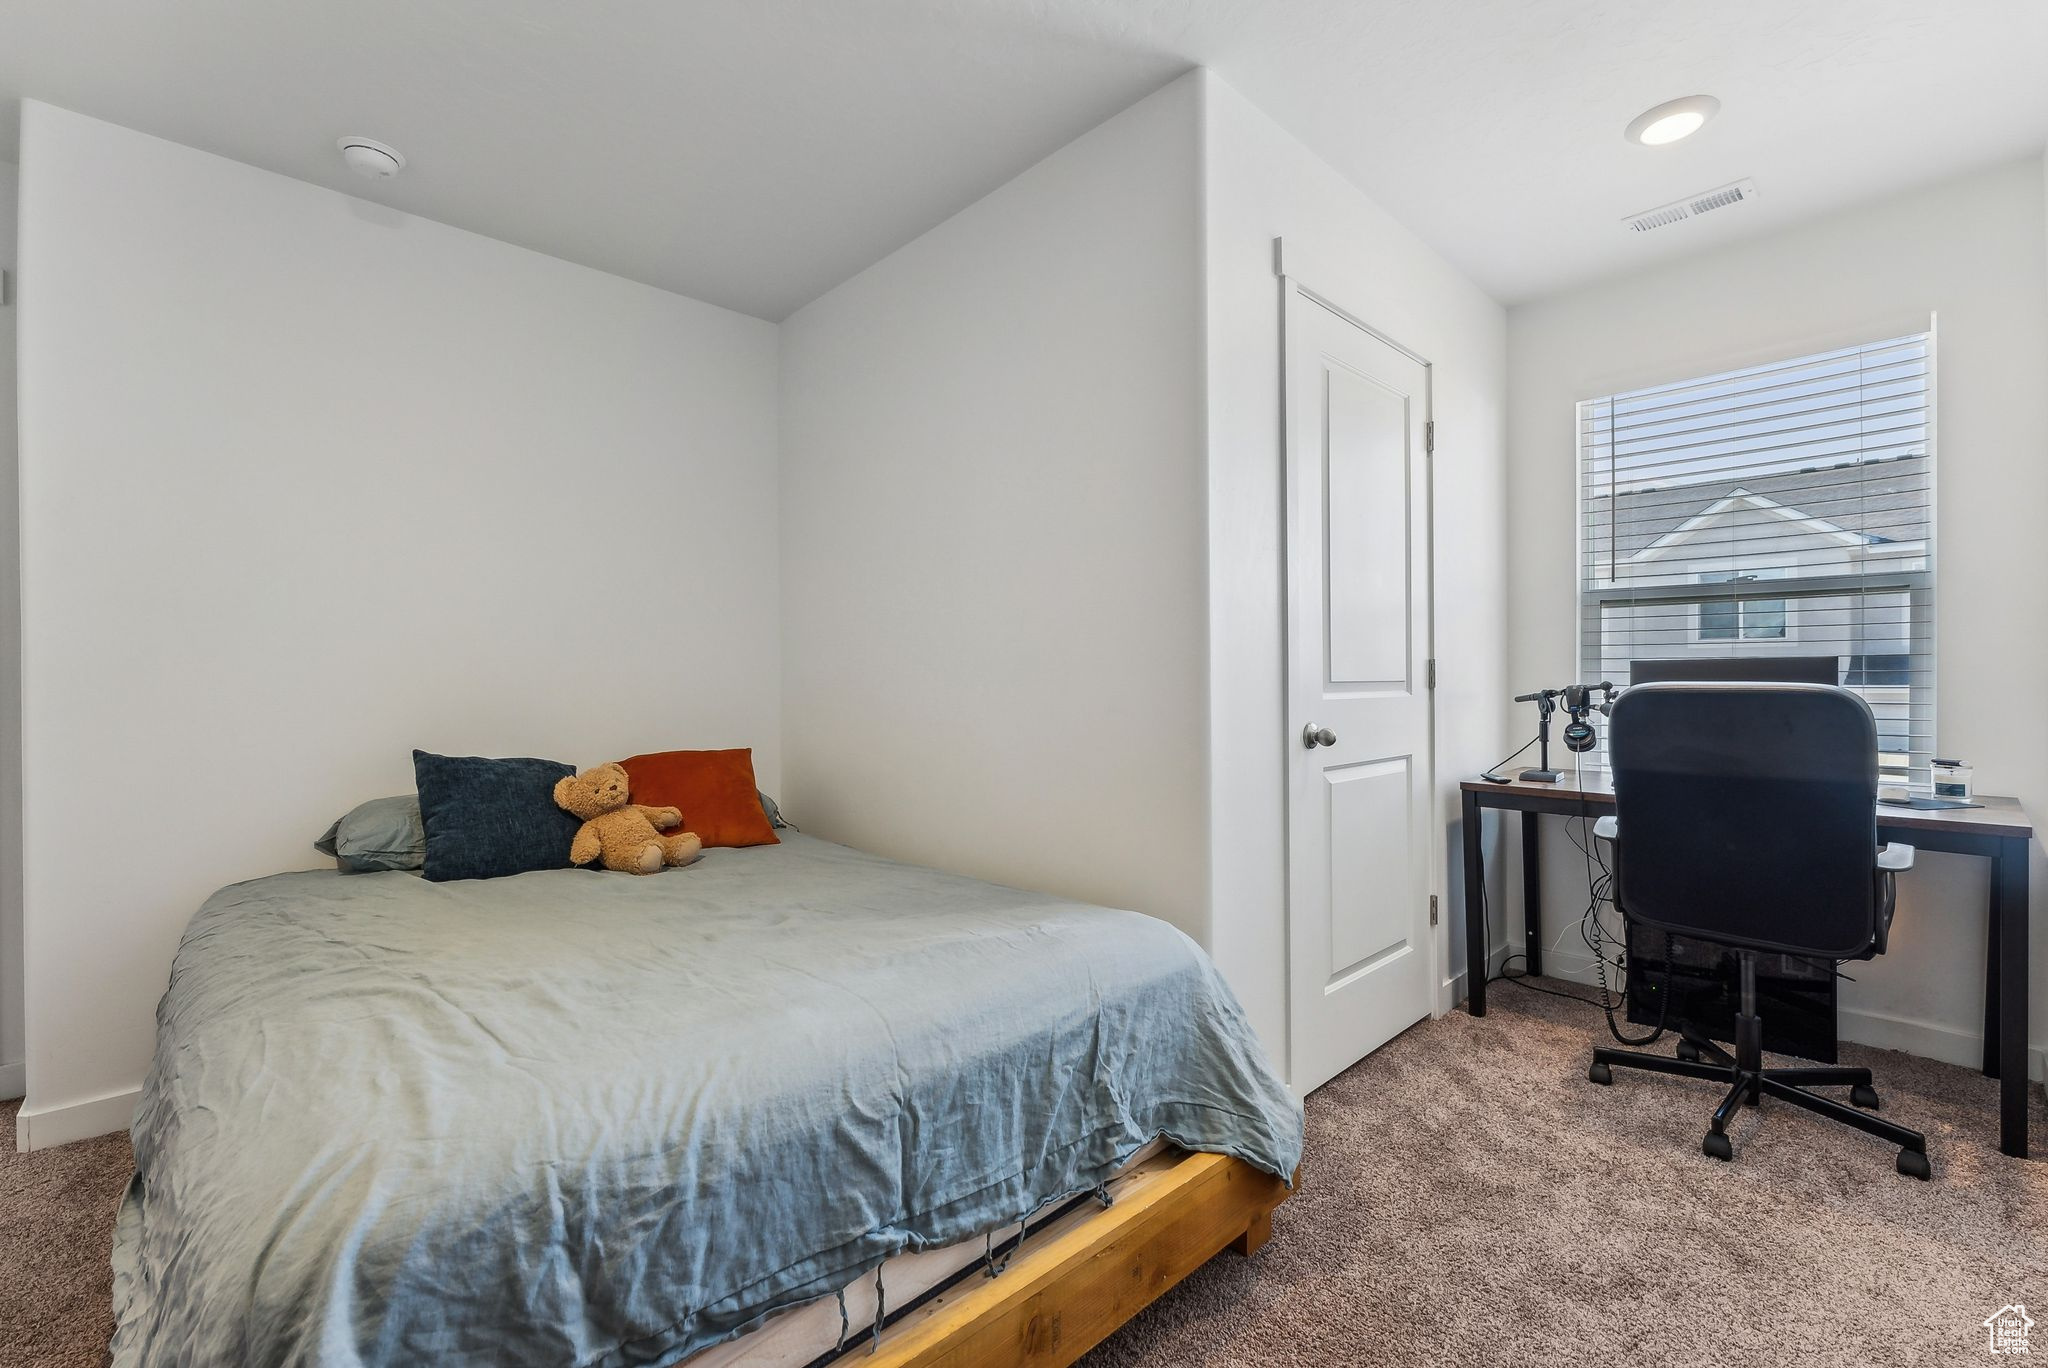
862, 1150, 1291, 1367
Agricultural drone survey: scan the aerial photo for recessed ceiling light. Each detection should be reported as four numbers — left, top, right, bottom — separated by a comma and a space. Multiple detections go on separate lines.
1625, 95, 1721, 147
337, 137, 406, 180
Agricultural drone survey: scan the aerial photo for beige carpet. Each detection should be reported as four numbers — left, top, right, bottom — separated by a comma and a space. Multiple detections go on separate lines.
1084, 981, 2048, 1368
4, 982, 2045, 1367
0, 1100, 126, 1368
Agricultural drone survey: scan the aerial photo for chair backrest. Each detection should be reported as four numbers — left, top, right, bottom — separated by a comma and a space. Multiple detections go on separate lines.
1608, 682, 1881, 959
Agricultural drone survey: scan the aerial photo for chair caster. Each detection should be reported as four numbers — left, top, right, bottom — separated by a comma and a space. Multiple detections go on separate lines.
1896, 1148, 1931, 1181
1588, 1062, 1612, 1086
1851, 1084, 1881, 1110
1676, 1041, 1701, 1062
1702, 1131, 1733, 1162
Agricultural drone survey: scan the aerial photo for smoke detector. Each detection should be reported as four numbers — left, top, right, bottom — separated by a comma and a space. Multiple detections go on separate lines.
337, 137, 405, 180
1622, 179, 1757, 233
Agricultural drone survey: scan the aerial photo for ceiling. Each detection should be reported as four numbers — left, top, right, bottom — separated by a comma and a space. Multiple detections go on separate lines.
3, 1, 2045, 320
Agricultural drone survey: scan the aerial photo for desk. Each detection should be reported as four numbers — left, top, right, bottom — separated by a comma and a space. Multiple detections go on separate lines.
1459, 774, 2036, 1158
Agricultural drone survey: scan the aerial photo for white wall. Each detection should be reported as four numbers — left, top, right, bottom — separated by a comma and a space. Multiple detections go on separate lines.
778, 77, 1210, 939
1506, 157, 2048, 1074
15, 104, 782, 1146
13, 73, 1514, 1136
779, 72, 1512, 1084
0, 159, 21, 1102
1199, 74, 1511, 1062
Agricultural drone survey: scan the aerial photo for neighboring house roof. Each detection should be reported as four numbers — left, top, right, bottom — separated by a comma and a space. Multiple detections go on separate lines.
1586, 454, 1929, 563
1629, 488, 1904, 563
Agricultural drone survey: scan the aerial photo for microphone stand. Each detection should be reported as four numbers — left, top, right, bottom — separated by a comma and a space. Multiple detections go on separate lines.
1517, 691, 1563, 783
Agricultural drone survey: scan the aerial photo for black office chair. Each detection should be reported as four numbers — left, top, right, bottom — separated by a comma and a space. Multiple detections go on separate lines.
1586, 682, 1930, 1180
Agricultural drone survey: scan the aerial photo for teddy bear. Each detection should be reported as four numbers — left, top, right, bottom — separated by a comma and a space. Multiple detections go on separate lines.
553, 762, 703, 874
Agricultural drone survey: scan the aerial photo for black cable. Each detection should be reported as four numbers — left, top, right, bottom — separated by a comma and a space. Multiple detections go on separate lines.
1572, 778, 1673, 1046
1481, 839, 1617, 1006
1480, 734, 1541, 779
1476, 768, 1672, 1045
1492, 953, 1612, 1008
1562, 817, 1627, 976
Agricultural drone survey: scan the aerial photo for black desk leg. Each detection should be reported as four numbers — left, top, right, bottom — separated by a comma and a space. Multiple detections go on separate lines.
1462, 789, 1486, 1016
1522, 811, 1542, 978
1996, 836, 2029, 1158
1985, 886, 2001, 1078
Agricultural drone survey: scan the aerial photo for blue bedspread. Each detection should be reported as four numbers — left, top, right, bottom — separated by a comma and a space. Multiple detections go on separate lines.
112, 832, 1301, 1366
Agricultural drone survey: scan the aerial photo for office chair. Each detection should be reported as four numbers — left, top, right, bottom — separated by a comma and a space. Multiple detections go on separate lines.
1586, 682, 1931, 1180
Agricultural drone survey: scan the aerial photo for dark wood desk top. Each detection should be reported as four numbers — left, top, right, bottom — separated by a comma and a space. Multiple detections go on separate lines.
1462, 772, 2035, 841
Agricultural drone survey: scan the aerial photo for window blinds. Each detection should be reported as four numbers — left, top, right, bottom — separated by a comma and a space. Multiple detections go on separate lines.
1578, 332, 1934, 780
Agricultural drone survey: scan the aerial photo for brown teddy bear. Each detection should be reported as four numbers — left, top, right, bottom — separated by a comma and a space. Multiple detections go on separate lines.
553, 762, 703, 874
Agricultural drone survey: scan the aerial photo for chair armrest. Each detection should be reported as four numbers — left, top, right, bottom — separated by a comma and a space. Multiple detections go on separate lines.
1878, 842, 1915, 873
1593, 815, 1618, 842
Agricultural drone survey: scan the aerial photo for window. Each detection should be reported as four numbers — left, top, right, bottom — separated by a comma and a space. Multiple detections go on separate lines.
1696, 573, 1786, 641
1579, 332, 1934, 781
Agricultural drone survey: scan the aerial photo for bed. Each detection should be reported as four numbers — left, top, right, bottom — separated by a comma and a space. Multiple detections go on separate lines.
111, 831, 1301, 1366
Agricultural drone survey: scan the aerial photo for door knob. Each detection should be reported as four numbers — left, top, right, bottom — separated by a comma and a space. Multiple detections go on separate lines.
1302, 723, 1337, 749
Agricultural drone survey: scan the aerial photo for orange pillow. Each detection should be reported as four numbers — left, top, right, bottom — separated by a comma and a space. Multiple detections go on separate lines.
620, 748, 779, 849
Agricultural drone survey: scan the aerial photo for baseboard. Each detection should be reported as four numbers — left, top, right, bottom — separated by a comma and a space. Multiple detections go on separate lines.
1836, 1005, 2048, 1085
1439, 939, 1515, 1014
0, 1060, 23, 1102
1530, 946, 2048, 1084
15, 1087, 138, 1151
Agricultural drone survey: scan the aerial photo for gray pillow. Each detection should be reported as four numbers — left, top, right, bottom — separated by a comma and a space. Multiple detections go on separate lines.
758, 790, 787, 830
315, 795, 427, 873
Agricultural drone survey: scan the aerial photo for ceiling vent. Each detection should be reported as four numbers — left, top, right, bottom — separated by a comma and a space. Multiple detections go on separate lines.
1623, 178, 1757, 233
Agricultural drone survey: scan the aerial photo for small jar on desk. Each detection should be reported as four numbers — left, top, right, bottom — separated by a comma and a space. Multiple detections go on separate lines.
1931, 758, 1975, 800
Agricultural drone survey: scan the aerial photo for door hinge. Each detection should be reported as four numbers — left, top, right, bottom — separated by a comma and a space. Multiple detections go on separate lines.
1426, 658, 1437, 690
1429, 894, 1439, 927
1425, 420, 1435, 455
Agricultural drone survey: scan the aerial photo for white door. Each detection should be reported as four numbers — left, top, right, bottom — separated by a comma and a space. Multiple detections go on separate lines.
1285, 286, 1435, 1096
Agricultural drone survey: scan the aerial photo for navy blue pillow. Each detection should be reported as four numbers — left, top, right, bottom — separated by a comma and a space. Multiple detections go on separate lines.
413, 750, 582, 882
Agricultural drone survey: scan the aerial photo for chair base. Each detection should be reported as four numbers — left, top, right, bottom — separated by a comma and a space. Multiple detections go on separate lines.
1588, 957, 1929, 1180
1588, 1045, 1930, 1179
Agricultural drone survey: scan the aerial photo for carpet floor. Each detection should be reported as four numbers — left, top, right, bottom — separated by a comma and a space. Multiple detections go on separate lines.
0, 1101, 126, 1368
1083, 980, 2048, 1367
5, 980, 2044, 1367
